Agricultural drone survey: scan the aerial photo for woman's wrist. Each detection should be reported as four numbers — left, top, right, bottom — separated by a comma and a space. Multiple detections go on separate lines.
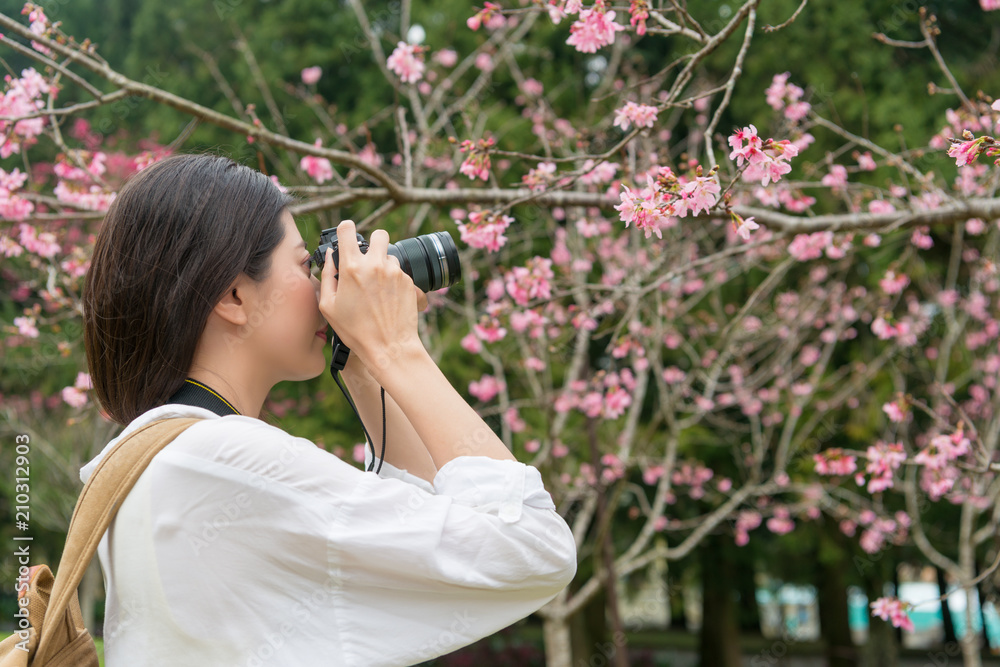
359, 337, 435, 395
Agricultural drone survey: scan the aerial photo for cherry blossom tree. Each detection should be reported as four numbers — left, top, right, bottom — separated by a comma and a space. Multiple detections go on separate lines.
2, 2, 999, 666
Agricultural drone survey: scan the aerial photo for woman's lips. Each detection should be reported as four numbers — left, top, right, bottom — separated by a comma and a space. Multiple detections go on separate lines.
315, 329, 328, 342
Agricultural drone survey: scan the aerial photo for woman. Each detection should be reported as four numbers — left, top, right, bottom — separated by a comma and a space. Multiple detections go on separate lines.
81, 153, 576, 666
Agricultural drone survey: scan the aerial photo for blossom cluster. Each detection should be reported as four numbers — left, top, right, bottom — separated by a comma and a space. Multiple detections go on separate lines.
612, 101, 658, 131
455, 209, 513, 252
1, 67, 51, 158
813, 448, 858, 476
858, 441, 906, 493
386, 42, 425, 84
554, 370, 636, 421
615, 166, 722, 239
947, 127, 1000, 167
458, 136, 496, 181
765, 72, 811, 122
62, 372, 92, 408
0, 168, 34, 221
467, 2, 505, 31
870, 597, 914, 632
505, 256, 555, 306
53, 151, 115, 211
729, 124, 799, 187
299, 139, 334, 184
566, 1, 625, 53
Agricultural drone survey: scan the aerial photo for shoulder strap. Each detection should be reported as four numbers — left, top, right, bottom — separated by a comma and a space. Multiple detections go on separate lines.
34, 417, 203, 664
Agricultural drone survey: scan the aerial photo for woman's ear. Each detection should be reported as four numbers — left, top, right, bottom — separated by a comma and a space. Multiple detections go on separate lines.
212, 277, 251, 327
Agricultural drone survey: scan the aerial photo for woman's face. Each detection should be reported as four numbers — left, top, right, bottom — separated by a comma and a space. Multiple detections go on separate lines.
240, 210, 328, 383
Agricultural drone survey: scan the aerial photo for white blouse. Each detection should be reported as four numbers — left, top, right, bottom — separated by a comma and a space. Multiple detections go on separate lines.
81, 404, 577, 666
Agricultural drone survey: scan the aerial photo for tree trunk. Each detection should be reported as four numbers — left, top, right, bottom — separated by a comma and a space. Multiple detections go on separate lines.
572, 586, 607, 663
734, 551, 760, 633
817, 563, 856, 666
544, 614, 573, 667
861, 558, 899, 667
668, 569, 687, 630
937, 567, 958, 645
698, 533, 742, 667
587, 416, 628, 667
959, 583, 983, 667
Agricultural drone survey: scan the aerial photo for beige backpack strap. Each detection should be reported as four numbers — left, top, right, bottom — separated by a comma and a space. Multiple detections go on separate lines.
34, 417, 203, 665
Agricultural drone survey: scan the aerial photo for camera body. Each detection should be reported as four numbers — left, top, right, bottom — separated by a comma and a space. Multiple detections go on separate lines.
311, 228, 461, 293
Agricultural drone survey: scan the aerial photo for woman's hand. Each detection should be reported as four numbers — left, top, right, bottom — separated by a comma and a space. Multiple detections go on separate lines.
319, 220, 426, 377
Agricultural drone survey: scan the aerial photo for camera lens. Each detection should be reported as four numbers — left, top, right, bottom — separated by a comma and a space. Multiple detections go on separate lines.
388, 231, 462, 292
312, 228, 461, 292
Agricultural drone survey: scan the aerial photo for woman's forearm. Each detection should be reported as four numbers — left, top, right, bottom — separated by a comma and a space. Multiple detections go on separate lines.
340, 356, 439, 482
365, 341, 517, 469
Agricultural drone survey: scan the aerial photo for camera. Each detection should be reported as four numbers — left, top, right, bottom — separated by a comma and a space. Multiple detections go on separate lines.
311, 228, 461, 293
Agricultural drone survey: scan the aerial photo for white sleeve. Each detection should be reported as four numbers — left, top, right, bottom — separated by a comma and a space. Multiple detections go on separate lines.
328, 456, 577, 666
150, 418, 576, 667
364, 447, 436, 494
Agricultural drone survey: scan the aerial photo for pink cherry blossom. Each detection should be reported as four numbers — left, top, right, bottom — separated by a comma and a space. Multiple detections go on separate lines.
456, 210, 512, 252
734, 510, 762, 546
813, 448, 858, 476
868, 199, 895, 214
787, 231, 834, 261
879, 270, 909, 295
821, 164, 848, 190
387, 42, 425, 84
870, 597, 914, 631
458, 137, 495, 181
766, 514, 795, 535
566, 2, 625, 53
629, 0, 650, 35
505, 407, 527, 432
730, 128, 798, 186
728, 125, 764, 166
983, 0, 1000, 9
603, 386, 632, 419
580, 159, 619, 185
857, 151, 877, 171
522, 161, 557, 191
301, 66, 322, 85
882, 400, 908, 423
299, 140, 334, 184
914, 431, 970, 471
467, 2, 505, 31
13, 315, 39, 338
62, 386, 88, 408
473, 318, 508, 343
674, 176, 720, 218
469, 374, 505, 402
0, 167, 34, 220
505, 257, 554, 306
460, 332, 483, 354
18, 223, 61, 257
765, 72, 810, 121
613, 101, 659, 131
0, 67, 51, 158
731, 213, 759, 241
946, 132, 991, 166
864, 441, 906, 493
433, 49, 459, 68
615, 185, 670, 239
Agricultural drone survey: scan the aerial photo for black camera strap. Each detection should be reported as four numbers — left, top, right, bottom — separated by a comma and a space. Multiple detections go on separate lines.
167, 378, 241, 417
329, 332, 386, 474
